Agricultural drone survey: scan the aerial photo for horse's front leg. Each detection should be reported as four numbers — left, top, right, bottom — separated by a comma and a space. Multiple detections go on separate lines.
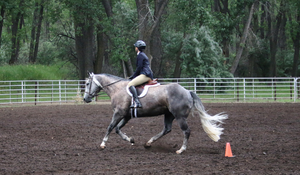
115, 117, 135, 144
100, 113, 123, 149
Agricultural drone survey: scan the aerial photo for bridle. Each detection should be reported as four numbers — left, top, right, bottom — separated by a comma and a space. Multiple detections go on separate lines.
85, 73, 123, 97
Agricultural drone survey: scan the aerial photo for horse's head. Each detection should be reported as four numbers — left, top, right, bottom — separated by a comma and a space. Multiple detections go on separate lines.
83, 72, 102, 103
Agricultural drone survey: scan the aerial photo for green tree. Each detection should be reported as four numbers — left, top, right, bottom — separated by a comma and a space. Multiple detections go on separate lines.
8, 0, 25, 64
287, 0, 300, 76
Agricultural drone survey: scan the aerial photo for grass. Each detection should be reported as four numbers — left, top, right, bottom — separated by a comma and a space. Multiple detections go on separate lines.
0, 64, 69, 81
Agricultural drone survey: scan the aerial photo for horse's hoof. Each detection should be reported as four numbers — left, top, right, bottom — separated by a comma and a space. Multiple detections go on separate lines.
176, 149, 184, 154
130, 137, 135, 144
100, 143, 106, 149
144, 142, 151, 149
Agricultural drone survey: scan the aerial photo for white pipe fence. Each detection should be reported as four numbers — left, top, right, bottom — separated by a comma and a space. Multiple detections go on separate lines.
0, 80, 85, 105
0, 77, 299, 105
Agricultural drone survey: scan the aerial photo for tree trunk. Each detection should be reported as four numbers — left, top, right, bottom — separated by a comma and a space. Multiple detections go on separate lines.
173, 33, 185, 78
0, 5, 5, 47
268, 2, 284, 77
150, 0, 165, 76
278, 13, 287, 50
136, 0, 151, 61
9, 0, 24, 65
213, 0, 230, 62
124, 59, 133, 77
292, 36, 300, 77
173, 48, 183, 78
75, 21, 85, 80
29, 2, 39, 63
135, 0, 168, 67
260, 3, 266, 39
291, 14, 300, 77
213, 0, 220, 12
75, 18, 95, 80
33, 1, 45, 63
230, 2, 255, 75
95, 28, 104, 74
150, 30, 163, 76
9, 17, 19, 65
102, 0, 113, 17
95, 0, 113, 74
121, 60, 134, 78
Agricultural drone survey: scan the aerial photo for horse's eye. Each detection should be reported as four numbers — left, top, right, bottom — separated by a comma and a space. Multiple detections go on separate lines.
86, 83, 90, 86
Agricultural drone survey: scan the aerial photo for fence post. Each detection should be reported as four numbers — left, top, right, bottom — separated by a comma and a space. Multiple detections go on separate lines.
243, 78, 246, 101
274, 79, 276, 101
24, 81, 26, 103
214, 79, 216, 99
51, 81, 53, 104
9, 82, 11, 103
59, 80, 61, 104
35, 82, 38, 105
21, 81, 24, 103
296, 78, 300, 98
65, 81, 67, 103
233, 78, 236, 100
294, 78, 297, 102
252, 78, 255, 98
271, 79, 276, 101
237, 79, 239, 102
194, 78, 197, 93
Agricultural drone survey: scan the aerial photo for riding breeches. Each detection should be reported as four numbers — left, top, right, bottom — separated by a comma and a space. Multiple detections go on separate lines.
127, 74, 151, 87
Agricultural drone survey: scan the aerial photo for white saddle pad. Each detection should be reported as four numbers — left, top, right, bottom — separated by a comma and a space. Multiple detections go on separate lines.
126, 83, 160, 98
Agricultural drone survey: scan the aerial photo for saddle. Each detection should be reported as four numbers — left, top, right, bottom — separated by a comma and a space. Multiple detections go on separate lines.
126, 79, 160, 98
135, 79, 158, 96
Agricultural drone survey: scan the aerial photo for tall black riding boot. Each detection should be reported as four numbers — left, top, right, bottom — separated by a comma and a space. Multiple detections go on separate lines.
129, 86, 142, 108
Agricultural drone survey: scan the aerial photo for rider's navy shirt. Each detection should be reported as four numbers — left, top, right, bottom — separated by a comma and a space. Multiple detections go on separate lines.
132, 52, 153, 80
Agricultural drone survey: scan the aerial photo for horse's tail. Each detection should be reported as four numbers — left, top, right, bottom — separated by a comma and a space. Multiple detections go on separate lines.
190, 91, 228, 142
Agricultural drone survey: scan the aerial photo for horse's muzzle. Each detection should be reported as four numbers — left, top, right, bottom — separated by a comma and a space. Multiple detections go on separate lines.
83, 98, 92, 103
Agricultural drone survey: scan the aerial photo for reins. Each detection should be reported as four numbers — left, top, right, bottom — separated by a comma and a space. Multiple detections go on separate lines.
101, 78, 123, 88
86, 75, 123, 96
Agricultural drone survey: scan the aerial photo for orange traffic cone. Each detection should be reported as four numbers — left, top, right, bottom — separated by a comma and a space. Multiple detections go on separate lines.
225, 142, 233, 157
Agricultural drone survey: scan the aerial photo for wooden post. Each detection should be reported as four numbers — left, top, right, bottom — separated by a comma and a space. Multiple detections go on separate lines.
290, 82, 292, 100
237, 80, 239, 102
274, 79, 276, 101
35, 81, 37, 105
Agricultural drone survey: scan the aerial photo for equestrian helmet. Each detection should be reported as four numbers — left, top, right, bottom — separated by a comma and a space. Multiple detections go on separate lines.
134, 40, 146, 48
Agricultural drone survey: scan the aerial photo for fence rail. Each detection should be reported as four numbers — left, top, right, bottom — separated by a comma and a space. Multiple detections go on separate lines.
0, 80, 84, 105
0, 77, 299, 105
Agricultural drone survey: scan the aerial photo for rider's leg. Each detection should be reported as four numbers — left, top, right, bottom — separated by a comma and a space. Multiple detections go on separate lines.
129, 86, 142, 108
127, 74, 151, 108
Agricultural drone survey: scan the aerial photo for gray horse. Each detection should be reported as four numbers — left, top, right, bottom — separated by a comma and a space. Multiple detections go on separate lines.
83, 73, 228, 154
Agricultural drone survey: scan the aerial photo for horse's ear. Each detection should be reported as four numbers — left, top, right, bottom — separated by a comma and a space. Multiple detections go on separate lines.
87, 71, 93, 77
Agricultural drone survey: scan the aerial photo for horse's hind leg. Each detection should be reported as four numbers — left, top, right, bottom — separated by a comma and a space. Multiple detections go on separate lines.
115, 116, 134, 144
175, 117, 191, 154
145, 112, 175, 148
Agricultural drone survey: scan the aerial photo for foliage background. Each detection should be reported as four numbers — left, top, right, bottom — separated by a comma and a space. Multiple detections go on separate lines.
0, 0, 299, 80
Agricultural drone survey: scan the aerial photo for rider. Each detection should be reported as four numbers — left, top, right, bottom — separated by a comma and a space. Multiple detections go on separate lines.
127, 40, 154, 108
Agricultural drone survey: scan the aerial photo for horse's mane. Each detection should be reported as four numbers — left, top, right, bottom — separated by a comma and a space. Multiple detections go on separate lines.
101, 73, 128, 81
